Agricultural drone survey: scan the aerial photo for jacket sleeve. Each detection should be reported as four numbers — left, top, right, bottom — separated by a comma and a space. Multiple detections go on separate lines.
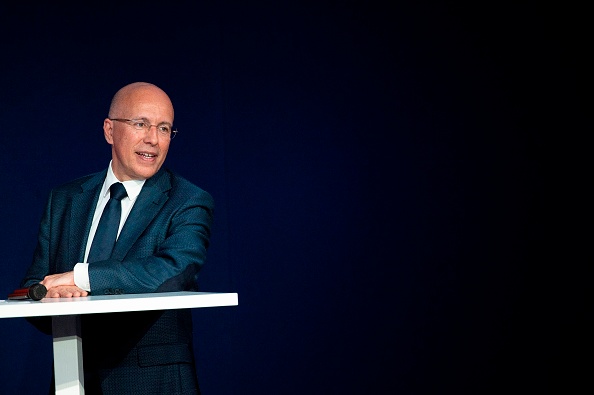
20, 190, 56, 288
20, 191, 56, 335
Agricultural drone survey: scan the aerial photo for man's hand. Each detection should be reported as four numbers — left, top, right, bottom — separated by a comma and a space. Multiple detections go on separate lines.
41, 272, 88, 298
45, 285, 88, 298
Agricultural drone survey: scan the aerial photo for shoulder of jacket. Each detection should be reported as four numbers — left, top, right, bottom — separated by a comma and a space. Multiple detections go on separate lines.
164, 168, 214, 204
51, 171, 105, 194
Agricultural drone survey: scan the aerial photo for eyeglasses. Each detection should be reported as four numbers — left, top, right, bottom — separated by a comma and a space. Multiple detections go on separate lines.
110, 118, 178, 139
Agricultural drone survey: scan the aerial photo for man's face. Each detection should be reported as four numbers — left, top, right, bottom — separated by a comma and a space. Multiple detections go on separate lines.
104, 87, 174, 181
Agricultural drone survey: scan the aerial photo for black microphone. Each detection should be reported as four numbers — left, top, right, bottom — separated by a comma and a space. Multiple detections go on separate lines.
8, 283, 48, 301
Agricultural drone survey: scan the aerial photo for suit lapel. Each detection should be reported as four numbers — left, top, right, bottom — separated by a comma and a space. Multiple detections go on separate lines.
110, 169, 171, 260
69, 171, 106, 264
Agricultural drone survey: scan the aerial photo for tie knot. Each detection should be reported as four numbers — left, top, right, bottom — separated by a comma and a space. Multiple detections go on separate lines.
109, 182, 128, 201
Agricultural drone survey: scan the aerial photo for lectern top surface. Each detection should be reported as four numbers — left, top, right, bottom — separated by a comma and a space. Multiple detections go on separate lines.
0, 291, 238, 319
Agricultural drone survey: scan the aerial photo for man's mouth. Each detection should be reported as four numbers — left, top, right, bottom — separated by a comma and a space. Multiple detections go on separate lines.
137, 152, 157, 159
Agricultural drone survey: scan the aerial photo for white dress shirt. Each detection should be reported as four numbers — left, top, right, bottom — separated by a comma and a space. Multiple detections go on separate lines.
74, 162, 145, 291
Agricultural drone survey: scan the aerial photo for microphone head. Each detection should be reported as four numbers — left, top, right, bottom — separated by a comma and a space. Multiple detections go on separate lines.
28, 283, 48, 301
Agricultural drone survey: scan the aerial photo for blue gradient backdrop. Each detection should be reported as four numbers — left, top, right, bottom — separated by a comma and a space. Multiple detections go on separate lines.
0, 2, 584, 395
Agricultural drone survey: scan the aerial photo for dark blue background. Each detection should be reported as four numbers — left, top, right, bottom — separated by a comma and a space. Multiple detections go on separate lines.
0, 2, 585, 394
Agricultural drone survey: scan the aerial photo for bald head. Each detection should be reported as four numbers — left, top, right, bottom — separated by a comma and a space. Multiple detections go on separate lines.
103, 82, 175, 181
108, 82, 174, 121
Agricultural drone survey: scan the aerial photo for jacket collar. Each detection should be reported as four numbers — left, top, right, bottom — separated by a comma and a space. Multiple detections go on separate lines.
70, 168, 171, 263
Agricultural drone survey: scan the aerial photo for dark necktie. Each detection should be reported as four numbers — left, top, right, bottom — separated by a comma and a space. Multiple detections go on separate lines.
87, 182, 128, 263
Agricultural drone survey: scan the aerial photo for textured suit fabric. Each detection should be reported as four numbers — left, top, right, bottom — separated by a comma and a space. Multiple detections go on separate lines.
21, 167, 214, 394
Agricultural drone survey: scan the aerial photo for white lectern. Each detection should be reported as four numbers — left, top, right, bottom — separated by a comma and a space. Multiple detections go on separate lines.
0, 291, 238, 394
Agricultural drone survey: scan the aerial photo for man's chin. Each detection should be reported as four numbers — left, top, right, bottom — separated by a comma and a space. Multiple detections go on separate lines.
118, 164, 164, 181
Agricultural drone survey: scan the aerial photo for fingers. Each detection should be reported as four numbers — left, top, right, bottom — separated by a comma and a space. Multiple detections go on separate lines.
40, 272, 87, 298
45, 285, 88, 298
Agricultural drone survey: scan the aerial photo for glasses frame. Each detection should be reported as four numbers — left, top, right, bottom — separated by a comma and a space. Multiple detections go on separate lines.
109, 118, 178, 139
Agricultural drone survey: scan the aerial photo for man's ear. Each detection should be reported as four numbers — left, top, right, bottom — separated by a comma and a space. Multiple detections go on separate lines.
103, 118, 114, 144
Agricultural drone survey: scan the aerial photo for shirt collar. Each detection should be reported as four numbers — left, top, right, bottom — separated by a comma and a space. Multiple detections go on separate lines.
100, 161, 146, 202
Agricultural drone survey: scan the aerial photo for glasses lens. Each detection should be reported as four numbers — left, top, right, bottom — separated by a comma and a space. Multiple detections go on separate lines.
158, 125, 171, 134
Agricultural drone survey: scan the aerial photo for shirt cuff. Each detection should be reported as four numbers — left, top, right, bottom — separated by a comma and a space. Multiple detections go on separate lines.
74, 262, 91, 292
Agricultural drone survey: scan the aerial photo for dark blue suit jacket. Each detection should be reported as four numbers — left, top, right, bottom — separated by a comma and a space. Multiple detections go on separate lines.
21, 167, 214, 394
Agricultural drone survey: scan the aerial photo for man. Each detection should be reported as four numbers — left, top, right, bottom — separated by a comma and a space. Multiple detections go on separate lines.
20, 82, 213, 394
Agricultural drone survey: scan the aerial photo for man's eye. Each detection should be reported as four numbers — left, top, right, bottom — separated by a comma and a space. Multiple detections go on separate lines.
133, 121, 147, 128
158, 125, 171, 133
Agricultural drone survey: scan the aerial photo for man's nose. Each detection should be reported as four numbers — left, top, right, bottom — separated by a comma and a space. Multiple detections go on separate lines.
143, 125, 159, 143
